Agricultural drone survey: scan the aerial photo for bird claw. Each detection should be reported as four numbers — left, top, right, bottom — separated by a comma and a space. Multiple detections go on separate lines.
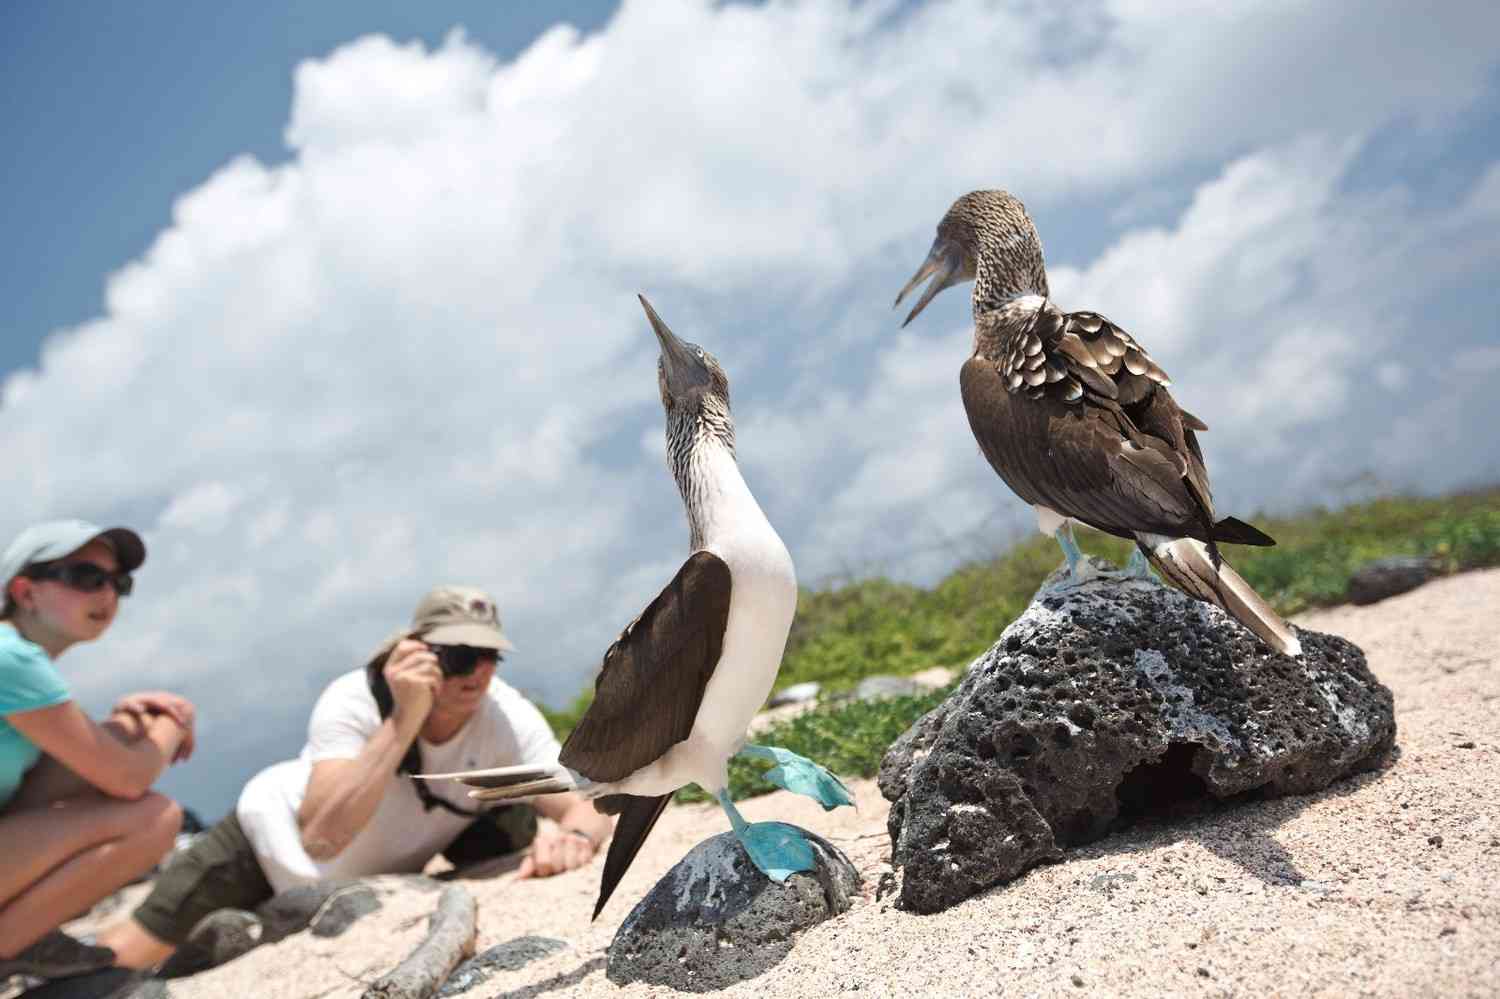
1084, 548, 1159, 584
738, 744, 854, 811
1046, 529, 1156, 589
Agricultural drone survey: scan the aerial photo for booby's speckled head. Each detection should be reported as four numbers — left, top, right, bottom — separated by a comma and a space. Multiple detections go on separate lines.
637, 294, 734, 453
894, 190, 1049, 327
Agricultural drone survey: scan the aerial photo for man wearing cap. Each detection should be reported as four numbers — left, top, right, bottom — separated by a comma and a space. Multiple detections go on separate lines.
0, 520, 193, 981
100, 585, 613, 971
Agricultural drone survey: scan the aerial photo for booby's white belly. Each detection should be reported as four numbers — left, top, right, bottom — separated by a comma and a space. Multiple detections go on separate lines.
691, 534, 797, 753
1034, 504, 1068, 536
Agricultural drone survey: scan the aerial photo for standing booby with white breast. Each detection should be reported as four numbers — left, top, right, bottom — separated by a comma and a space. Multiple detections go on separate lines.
895, 190, 1301, 657
423, 296, 851, 918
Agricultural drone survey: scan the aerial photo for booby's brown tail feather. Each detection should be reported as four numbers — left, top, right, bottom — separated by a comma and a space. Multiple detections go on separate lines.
1138, 536, 1301, 657
1211, 516, 1277, 547
592, 794, 671, 921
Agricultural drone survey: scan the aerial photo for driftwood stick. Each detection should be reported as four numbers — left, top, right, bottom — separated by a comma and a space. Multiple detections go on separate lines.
361, 885, 477, 999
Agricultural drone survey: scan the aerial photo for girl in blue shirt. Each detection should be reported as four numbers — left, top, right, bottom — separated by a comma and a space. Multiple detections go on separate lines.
0, 520, 196, 981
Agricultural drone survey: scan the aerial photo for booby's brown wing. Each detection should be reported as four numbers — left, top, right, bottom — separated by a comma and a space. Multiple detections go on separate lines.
963, 304, 1221, 541
559, 550, 731, 783
997, 307, 1170, 408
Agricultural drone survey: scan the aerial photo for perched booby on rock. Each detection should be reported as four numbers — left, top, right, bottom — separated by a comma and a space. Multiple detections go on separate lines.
894, 190, 1301, 657
423, 296, 852, 918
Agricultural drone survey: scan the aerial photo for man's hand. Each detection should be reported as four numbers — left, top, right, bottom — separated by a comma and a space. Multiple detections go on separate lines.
384, 639, 442, 724
517, 829, 597, 879
112, 691, 196, 762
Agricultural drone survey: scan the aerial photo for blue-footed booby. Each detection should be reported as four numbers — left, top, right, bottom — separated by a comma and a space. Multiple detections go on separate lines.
894, 190, 1301, 657
423, 295, 852, 918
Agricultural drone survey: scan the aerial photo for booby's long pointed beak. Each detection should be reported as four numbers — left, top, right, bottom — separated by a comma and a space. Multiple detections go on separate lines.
893, 237, 967, 328
639, 294, 712, 395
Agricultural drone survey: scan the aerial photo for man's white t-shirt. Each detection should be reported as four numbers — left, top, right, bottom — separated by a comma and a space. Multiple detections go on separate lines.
237, 668, 562, 893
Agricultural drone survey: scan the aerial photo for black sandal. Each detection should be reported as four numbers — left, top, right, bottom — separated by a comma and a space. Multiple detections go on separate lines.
0, 930, 115, 980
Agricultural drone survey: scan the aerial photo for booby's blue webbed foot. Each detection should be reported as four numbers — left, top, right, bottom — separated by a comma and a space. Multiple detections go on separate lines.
738, 744, 854, 811
716, 790, 817, 882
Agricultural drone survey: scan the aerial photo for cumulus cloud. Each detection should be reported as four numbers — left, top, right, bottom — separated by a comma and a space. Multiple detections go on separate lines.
2, 0, 1496, 813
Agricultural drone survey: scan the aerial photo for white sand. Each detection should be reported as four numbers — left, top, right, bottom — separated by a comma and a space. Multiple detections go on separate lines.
89, 570, 1500, 997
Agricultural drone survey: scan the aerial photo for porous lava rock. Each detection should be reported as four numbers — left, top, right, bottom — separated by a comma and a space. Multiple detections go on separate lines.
880, 559, 1396, 914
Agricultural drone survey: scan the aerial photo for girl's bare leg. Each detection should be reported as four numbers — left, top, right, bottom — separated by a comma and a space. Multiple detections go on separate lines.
0, 792, 181, 957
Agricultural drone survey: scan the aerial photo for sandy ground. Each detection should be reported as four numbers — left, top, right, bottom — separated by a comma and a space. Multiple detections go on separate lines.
78, 570, 1500, 997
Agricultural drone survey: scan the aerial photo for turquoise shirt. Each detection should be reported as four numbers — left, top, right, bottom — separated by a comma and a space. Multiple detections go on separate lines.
0, 622, 71, 808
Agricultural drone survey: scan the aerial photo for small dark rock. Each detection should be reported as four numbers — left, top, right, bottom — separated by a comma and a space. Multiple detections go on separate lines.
1456, 741, 1476, 749
1439, 927, 1457, 938
154, 880, 383, 977
1428, 834, 1445, 848
156, 909, 261, 978
1071, 973, 1085, 987
436, 937, 568, 995
853, 675, 924, 702
256, 879, 366, 940
309, 884, 381, 937
607, 828, 859, 991
1347, 556, 1434, 605
1198, 967, 1212, 979
767, 682, 821, 708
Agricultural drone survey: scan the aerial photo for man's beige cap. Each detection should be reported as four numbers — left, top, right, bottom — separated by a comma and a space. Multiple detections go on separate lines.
410, 585, 515, 651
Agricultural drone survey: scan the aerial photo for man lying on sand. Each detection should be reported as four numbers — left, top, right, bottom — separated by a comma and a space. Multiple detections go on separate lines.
99, 585, 613, 970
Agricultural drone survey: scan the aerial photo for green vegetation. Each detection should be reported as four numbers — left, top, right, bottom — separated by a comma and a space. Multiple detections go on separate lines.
674, 682, 957, 804
536, 687, 596, 745
1218, 490, 1500, 615
536, 487, 1500, 800
774, 487, 1500, 699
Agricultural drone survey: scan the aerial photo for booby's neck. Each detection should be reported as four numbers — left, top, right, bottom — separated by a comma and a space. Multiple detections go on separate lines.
970, 239, 1049, 317
972, 293, 1050, 361
674, 436, 771, 552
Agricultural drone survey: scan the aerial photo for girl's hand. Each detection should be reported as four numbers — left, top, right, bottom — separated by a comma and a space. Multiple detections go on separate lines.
113, 691, 197, 762
113, 691, 195, 728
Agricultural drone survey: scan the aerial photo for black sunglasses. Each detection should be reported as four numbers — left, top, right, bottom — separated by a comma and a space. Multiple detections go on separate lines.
24, 561, 134, 597
429, 644, 498, 678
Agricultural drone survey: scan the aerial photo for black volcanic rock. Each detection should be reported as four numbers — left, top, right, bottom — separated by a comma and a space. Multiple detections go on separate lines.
881, 558, 1397, 914
606, 828, 859, 991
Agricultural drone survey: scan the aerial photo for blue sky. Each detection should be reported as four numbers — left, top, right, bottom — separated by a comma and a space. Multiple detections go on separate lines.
3, 0, 1498, 819
3, 2, 613, 375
